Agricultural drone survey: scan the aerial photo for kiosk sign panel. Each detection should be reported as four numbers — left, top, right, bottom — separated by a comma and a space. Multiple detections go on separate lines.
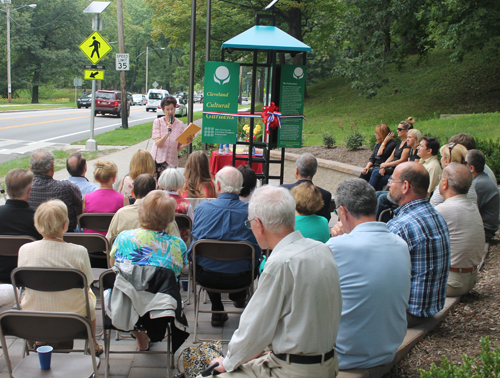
278, 65, 306, 148
202, 61, 239, 144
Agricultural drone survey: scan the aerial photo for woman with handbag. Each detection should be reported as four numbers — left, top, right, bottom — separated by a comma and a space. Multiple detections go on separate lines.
150, 96, 192, 181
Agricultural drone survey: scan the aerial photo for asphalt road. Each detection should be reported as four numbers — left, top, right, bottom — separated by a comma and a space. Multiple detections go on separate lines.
0, 104, 204, 164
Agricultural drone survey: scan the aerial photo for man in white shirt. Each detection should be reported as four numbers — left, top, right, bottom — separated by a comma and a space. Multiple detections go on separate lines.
417, 137, 442, 196
435, 163, 484, 296
209, 186, 342, 378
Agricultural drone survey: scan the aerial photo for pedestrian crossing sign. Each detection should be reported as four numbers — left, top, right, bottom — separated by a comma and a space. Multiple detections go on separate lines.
79, 31, 112, 64
84, 69, 104, 80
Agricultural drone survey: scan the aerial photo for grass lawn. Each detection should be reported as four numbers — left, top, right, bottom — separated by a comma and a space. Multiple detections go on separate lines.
303, 49, 500, 146
0, 104, 76, 111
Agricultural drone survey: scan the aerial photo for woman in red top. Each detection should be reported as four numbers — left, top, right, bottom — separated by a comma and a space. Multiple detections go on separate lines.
177, 151, 216, 199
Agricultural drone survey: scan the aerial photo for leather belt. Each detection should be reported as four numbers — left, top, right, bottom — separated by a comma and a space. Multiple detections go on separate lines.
450, 266, 478, 273
274, 349, 335, 364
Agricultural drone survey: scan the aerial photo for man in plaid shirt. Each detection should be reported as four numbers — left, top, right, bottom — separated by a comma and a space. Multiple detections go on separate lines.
387, 162, 450, 327
28, 149, 82, 231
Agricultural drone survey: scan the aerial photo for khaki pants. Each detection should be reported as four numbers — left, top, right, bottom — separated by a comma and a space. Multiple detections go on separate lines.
213, 352, 338, 378
446, 270, 478, 297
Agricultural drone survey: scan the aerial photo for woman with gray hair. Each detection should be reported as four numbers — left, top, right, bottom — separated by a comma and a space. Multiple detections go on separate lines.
18, 199, 102, 356
158, 168, 194, 243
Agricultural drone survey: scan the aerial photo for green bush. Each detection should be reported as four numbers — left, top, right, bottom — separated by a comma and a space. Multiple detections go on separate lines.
322, 132, 336, 148
476, 138, 500, 182
419, 337, 500, 378
340, 121, 364, 151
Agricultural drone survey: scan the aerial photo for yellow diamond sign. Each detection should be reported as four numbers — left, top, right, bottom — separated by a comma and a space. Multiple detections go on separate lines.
79, 31, 112, 64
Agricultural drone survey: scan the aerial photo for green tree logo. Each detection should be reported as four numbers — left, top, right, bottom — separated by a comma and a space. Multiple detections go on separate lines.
214, 66, 231, 85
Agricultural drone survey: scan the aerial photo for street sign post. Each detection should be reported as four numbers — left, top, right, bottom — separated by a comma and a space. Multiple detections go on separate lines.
84, 70, 104, 80
79, 31, 112, 64
116, 53, 129, 71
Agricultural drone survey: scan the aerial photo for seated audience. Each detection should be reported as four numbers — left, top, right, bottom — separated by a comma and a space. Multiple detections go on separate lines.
360, 124, 397, 181
18, 199, 102, 355
106, 174, 180, 243
118, 149, 156, 198
82, 160, 129, 235
238, 165, 257, 202
369, 117, 413, 191
158, 168, 193, 244
327, 178, 410, 369
66, 152, 98, 197
386, 162, 450, 327
449, 133, 497, 183
430, 143, 476, 207
290, 182, 330, 242
209, 186, 342, 377
110, 190, 187, 351
178, 151, 216, 198
188, 166, 261, 327
416, 136, 442, 196
28, 148, 82, 231
406, 129, 422, 162
435, 163, 484, 297
466, 149, 499, 258
282, 153, 332, 222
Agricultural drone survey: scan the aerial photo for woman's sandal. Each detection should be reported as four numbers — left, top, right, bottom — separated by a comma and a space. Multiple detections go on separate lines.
89, 343, 104, 357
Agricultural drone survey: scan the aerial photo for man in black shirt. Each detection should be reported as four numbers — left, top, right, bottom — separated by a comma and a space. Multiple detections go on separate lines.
0, 169, 42, 282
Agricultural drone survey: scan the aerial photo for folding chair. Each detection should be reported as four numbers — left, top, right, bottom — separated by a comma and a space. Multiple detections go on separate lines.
77, 213, 115, 234
11, 267, 94, 356
175, 214, 193, 305
0, 310, 100, 378
63, 232, 110, 278
99, 269, 175, 378
0, 235, 36, 283
191, 240, 256, 343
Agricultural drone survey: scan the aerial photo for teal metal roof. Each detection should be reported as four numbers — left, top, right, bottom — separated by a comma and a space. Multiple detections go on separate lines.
222, 25, 311, 52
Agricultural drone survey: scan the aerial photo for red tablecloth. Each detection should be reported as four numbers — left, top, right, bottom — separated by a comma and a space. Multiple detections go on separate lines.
210, 151, 263, 176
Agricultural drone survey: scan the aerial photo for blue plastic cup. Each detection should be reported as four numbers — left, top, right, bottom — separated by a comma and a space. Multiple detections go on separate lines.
38, 345, 53, 370
181, 280, 188, 291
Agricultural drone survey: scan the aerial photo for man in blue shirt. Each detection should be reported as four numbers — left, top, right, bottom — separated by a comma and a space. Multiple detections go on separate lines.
188, 166, 261, 327
65, 152, 98, 198
327, 178, 410, 369
387, 162, 450, 327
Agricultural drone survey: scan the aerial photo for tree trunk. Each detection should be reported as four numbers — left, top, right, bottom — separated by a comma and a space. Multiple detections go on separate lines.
31, 67, 41, 104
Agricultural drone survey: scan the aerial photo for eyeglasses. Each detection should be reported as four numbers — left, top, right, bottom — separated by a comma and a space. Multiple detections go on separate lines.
397, 128, 404, 132
388, 178, 403, 185
244, 218, 258, 229
164, 107, 176, 112
334, 206, 340, 216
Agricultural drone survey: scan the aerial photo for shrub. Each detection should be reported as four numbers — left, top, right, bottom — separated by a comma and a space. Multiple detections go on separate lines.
339, 121, 364, 151
322, 132, 336, 148
475, 138, 500, 182
419, 337, 500, 378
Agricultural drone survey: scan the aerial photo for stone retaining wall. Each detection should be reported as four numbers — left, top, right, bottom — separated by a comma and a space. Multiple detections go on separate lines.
269, 150, 363, 194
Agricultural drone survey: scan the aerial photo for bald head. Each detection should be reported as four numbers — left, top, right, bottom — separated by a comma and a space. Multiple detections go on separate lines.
215, 166, 243, 194
397, 162, 430, 198
442, 162, 472, 195
66, 152, 86, 177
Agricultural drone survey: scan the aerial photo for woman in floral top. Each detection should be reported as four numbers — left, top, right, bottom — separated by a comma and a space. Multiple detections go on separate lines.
110, 190, 187, 276
109, 190, 186, 351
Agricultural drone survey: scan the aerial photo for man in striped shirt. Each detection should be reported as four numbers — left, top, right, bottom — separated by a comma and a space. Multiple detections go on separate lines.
387, 162, 451, 327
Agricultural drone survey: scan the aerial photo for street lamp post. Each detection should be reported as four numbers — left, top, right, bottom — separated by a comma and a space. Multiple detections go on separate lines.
136, 47, 164, 92
1, 1, 36, 103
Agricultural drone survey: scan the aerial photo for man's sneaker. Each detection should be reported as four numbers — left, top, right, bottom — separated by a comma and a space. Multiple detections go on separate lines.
211, 313, 229, 327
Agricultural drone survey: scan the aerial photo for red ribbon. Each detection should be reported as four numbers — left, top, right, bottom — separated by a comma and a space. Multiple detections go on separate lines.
261, 102, 282, 134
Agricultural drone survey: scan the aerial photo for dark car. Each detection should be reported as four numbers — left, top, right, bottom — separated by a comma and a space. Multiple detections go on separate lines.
77, 92, 92, 109
193, 93, 203, 103
94, 90, 130, 117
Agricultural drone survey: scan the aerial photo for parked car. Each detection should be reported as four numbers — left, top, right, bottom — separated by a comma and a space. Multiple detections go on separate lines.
132, 94, 146, 106
77, 92, 92, 108
94, 90, 130, 117
127, 92, 134, 107
193, 93, 203, 103
156, 97, 188, 118
146, 89, 169, 112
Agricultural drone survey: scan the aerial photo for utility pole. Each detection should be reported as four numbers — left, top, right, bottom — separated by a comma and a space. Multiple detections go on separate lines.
117, 0, 128, 128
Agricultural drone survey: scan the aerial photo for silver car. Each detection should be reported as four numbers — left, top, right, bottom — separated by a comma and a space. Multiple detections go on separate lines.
132, 94, 146, 106
156, 97, 188, 118
146, 89, 169, 111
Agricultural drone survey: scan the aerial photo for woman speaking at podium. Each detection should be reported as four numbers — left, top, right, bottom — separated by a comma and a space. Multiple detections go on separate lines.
150, 96, 192, 181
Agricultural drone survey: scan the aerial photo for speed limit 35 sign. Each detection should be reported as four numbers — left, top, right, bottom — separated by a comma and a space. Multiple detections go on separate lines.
116, 53, 130, 71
